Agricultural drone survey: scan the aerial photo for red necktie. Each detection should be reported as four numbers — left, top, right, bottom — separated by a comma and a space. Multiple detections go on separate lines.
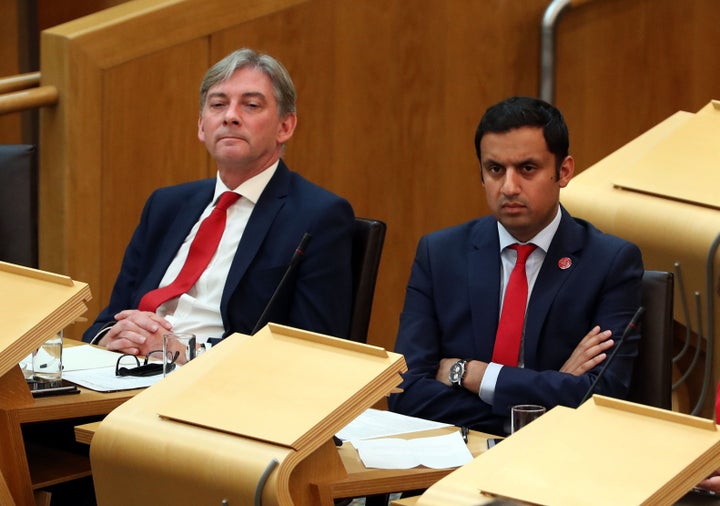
138, 191, 240, 312
492, 243, 537, 366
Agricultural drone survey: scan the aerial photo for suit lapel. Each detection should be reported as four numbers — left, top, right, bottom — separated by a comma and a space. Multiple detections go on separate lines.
139, 183, 214, 298
220, 161, 290, 312
522, 207, 584, 366
468, 218, 503, 361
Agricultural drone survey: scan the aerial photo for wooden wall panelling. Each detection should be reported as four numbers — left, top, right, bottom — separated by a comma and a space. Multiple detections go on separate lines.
0, 0, 23, 144
555, 0, 720, 174
36, 0, 129, 30
100, 41, 210, 310
208, 0, 549, 351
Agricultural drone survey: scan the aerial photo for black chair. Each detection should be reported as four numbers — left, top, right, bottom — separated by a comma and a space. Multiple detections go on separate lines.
334, 218, 387, 506
627, 270, 674, 409
348, 218, 387, 344
0, 144, 37, 267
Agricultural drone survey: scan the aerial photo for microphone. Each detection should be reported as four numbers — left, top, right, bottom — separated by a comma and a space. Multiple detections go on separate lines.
579, 306, 645, 405
251, 232, 312, 334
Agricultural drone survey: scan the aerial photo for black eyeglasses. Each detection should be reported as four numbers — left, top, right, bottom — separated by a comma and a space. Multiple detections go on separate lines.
115, 350, 179, 377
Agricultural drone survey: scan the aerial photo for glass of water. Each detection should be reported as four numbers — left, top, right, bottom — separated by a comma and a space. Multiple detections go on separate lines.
32, 330, 63, 382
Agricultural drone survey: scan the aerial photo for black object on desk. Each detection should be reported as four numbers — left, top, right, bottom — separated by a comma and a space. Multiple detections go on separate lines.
27, 379, 80, 398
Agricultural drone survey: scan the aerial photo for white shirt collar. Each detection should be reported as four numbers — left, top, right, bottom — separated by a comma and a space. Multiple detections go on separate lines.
497, 206, 562, 253
212, 160, 279, 204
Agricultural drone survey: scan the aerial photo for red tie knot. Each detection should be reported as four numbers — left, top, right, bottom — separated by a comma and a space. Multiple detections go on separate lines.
215, 191, 240, 211
509, 243, 537, 265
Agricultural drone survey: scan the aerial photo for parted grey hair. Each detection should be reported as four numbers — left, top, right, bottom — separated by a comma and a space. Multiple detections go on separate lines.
199, 48, 296, 117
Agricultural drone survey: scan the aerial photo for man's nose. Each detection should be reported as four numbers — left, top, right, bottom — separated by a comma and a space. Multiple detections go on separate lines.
501, 169, 521, 194
223, 104, 241, 125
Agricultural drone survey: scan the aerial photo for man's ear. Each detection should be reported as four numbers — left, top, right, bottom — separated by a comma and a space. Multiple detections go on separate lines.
277, 113, 297, 144
557, 156, 574, 188
197, 115, 205, 142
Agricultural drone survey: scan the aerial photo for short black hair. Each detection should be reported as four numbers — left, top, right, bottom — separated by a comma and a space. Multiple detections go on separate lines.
474, 96, 569, 174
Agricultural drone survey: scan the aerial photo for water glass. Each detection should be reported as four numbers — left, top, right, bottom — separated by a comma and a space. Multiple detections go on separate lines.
162, 333, 197, 376
32, 330, 63, 382
511, 404, 546, 434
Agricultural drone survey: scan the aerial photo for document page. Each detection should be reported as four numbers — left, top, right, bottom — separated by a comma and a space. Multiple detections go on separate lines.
63, 366, 162, 392
336, 408, 451, 441
21, 344, 164, 392
353, 432, 473, 469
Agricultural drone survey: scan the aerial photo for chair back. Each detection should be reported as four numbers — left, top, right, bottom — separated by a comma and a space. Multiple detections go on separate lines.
348, 218, 387, 343
627, 270, 674, 409
0, 144, 37, 267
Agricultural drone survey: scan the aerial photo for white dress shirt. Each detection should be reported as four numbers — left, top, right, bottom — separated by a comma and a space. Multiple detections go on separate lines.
155, 162, 278, 343
479, 206, 562, 404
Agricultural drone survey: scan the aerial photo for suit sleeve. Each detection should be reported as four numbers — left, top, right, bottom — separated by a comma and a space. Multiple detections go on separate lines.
81, 193, 159, 342
286, 197, 355, 338
388, 236, 505, 434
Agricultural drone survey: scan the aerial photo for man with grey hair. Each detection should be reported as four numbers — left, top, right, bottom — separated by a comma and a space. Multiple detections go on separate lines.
84, 48, 355, 354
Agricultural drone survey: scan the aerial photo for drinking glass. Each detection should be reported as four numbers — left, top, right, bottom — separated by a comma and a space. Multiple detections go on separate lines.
511, 404, 546, 433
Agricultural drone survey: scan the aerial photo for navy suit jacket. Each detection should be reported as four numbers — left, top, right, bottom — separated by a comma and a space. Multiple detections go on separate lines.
388, 207, 643, 435
83, 160, 354, 342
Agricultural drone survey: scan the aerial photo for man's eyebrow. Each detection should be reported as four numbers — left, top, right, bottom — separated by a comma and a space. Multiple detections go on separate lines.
481, 158, 503, 167
482, 157, 542, 168
207, 91, 228, 101
516, 157, 541, 166
241, 91, 267, 101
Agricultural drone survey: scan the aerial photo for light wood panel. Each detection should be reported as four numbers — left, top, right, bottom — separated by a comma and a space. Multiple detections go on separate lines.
34, 0, 720, 358
555, 0, 720, 172
89, 324, 406, 505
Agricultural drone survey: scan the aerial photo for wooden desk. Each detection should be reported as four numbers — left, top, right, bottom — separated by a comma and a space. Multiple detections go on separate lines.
0, 340, 141, 506
76, 420, 496, 505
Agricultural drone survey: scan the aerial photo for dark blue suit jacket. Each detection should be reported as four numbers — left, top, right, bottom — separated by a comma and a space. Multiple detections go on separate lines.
83, 160, 354, 342
388, 207, 643, 434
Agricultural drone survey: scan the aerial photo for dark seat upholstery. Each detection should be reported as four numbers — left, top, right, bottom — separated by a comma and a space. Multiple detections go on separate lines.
627, 270, 674, 409
0, 144, 37, 267
348, 218, 387, 343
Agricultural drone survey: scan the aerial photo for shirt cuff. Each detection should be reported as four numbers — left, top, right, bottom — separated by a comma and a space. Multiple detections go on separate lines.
479, 362, 502, 404
90, 322, 116, 345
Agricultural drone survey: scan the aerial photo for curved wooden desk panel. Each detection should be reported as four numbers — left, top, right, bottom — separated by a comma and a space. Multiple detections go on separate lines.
562, 102, 720, 416
91, 324, 406, 506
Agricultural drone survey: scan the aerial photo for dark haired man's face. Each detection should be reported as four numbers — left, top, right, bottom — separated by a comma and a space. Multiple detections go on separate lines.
480, 126, 573, 243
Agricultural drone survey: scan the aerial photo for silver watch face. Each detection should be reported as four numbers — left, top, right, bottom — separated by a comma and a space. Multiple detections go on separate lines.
449, 361, 465, 384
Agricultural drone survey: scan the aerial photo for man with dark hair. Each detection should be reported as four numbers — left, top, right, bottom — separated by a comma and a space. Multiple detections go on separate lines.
83, 48, 354, 354
389, 96, 644, 435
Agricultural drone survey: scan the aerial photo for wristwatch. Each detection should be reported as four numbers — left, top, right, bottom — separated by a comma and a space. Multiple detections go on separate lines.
448, 359, 467, 388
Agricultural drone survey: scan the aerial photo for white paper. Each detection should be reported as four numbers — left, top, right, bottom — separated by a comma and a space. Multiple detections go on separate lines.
19, 345, 166, 392
62, 344, 125, 370
353, 432, 473, 469
336, 408, 452, 441
20, 343, 124, 372
62, 366, 163, 392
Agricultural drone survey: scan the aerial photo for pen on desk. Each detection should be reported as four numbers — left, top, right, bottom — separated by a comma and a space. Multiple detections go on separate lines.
461, 426, 469, 443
